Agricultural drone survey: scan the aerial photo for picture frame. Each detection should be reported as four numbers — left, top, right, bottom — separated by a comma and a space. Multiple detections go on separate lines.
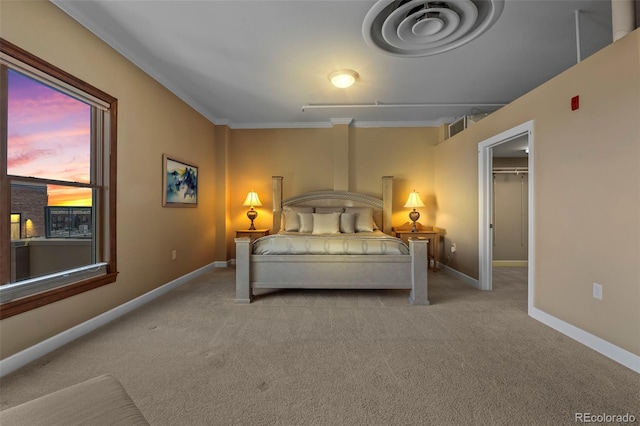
162, 154, 198, 207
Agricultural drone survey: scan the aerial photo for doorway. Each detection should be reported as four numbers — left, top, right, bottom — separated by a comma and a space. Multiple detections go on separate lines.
492, 136, 529, 267
478, 121, 534, 311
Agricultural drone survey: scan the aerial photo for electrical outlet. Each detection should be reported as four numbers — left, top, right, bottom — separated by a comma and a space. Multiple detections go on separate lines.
450, 243, 456, 253
593, 282, 603, 300
172, 250, 177, 261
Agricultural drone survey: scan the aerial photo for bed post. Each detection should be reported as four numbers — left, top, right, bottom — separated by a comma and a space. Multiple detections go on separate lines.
235, 237, 253, 304
272, 176, 283, 232
382, 176, 393, 235
408, 239, 430, 305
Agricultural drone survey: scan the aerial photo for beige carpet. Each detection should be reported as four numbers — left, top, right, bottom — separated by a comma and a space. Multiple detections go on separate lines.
1, 267, 638, 425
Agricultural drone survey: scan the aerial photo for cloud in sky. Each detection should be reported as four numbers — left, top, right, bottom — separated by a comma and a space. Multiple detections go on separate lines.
7, 69, 92, 201
7, 147, 56, 168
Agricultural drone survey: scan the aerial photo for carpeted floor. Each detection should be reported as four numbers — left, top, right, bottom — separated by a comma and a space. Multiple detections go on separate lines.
0, 267, 638, 425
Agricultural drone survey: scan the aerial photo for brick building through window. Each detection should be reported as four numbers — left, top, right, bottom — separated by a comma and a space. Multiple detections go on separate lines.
10, 183, 48, 239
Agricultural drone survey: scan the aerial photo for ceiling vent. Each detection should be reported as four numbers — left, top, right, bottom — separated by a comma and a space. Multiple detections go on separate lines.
363, 0, 505, 57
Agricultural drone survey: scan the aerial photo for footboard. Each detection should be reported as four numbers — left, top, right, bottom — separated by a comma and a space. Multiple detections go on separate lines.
235, 238, 429, 305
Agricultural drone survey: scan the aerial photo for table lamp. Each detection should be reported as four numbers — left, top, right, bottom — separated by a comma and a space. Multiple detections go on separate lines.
404, 190, 425, 232
242, 190, 262, 230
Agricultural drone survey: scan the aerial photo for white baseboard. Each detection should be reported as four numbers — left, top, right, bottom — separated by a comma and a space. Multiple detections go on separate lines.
213, 260, 230, 268
492, 260, 528, 267
438, 263, 480, 289
529, 306, 640, 373
0, 262, 217, 378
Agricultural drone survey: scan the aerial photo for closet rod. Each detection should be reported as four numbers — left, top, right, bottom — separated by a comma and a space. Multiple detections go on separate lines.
493, 167, 528, 175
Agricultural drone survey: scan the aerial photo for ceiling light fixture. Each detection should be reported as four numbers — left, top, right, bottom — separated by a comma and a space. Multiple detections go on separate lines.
328, 69, 359, 88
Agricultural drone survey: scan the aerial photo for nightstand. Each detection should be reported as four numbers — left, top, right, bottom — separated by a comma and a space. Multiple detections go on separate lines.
235, 229, 270, 242
392, 224, 442, 271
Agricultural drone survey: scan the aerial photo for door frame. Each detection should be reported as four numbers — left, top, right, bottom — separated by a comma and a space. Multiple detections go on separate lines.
478, 121, 534, 310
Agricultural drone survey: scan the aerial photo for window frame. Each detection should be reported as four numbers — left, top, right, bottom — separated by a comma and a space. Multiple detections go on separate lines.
0, 38, 118, 320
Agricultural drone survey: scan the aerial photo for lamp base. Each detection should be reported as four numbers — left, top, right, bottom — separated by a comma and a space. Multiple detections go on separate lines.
247, 208, 258, 230
409, 209, 420, 232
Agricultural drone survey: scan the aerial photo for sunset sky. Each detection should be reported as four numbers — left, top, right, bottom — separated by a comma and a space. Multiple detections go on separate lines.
8, 69, 92, 206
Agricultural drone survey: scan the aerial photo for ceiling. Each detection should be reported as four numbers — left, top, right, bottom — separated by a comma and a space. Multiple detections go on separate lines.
51, 0, 613, 129
492, 134, 528, 157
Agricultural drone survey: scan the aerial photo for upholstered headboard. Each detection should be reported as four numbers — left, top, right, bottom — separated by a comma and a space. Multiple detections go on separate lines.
271, 176, 394, 234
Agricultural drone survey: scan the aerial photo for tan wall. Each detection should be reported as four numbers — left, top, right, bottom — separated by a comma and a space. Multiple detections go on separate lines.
350, 127, 440, 227
492, 173, 528, 261
226, 126, 441, 257
0, 1, 217, 358
493, 158, 529, 262
433, 133, 479, 276
434, 30, 640, 355
226, 127, 334, 257
213, 125, 231, 262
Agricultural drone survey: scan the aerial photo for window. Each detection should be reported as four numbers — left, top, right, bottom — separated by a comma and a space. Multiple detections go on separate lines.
0, 38, 117, 319
45, 206, 92, 238
10, 213, 20, 240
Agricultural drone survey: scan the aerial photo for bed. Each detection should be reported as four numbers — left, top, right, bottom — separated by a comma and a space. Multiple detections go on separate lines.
234, 176, 429, 305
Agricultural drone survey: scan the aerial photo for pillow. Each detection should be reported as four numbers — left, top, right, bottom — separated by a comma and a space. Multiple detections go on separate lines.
314, 207, 344, 214
344, 207, 375, 232
339, 212, 356, 233
298, 212, 314, 233
282, 206, 314, 231
312, 213, 341, 234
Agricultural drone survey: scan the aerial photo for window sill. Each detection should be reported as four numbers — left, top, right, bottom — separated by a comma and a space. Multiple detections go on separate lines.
0, 272, 118, 320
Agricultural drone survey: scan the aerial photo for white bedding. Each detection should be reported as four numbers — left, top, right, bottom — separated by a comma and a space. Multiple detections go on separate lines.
252, 231, 409, 255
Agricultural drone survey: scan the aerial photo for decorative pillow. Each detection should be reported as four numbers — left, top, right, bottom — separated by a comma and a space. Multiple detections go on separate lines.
344, 207, 375, 232
339, 212, 356, 233
314, 207, 344, 214
282, 206, 314, 231
298, 212, 314, 233
312, 213, 341, 234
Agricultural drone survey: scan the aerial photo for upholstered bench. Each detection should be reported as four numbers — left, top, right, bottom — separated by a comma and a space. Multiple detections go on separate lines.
0, 374, 149, 425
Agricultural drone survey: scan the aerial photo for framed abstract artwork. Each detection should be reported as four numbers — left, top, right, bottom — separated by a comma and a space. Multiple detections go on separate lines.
162, 154, 198, 207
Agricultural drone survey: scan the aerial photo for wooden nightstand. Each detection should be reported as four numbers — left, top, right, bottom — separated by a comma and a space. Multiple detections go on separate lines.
235, 229, 270, 242
392, 223, 443, 271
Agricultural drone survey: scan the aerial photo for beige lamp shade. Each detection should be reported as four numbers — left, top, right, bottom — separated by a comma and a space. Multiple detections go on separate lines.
404, 190, 425, 208
242, 191, 262, 207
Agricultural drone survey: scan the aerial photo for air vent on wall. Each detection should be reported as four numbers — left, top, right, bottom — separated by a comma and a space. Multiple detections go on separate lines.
448, 112, 490, 138
448, 116, 467, 138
